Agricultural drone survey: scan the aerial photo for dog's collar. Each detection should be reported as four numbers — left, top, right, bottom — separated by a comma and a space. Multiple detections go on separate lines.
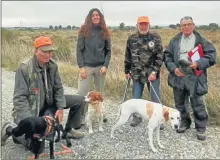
162, 107, 166, 116
43, 116, 54, 137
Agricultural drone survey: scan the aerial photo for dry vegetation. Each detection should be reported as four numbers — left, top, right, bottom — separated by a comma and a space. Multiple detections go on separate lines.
2, 28, 220, 125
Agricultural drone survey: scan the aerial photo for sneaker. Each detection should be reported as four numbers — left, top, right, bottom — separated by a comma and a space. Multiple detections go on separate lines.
69, 130, 84, 139
196, 131, 206, 141
1, 122, 13, 146
130, 115, 142, 127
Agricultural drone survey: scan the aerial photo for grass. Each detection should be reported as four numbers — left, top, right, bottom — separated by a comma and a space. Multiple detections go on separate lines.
2, 28, 220, 125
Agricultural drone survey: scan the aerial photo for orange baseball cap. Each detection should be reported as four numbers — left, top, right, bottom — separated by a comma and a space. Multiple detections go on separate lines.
137, 16, 150, 24
34, 36, 55, 51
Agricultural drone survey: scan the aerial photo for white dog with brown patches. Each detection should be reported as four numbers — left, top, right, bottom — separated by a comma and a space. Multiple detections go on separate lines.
84, 91, 105, 134
111, 99, 180, 153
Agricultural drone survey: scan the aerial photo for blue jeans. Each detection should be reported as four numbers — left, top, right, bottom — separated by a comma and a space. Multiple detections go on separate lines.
132, 78, 161, 103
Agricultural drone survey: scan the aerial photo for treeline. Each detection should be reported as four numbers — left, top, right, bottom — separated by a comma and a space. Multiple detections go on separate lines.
47, 22, 220, 31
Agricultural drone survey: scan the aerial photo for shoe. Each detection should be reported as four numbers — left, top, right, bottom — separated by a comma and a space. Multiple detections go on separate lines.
160, 124, 165, 130
130, 115, 142, 127
196, 131, 206, 141
1, 122, 13, 146
176, 119, 191, 133
68, 130, 84, 139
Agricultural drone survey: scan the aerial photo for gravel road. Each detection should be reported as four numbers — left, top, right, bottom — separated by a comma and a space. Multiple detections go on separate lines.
1, 69, 220, 159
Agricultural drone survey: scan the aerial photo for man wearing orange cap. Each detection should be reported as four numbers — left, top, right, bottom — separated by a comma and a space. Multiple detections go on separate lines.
1, 36, 85, 152
124, 16, 164, 128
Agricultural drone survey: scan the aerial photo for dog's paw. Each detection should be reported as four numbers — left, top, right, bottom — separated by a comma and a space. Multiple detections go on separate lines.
50, 155, 55, 159
110, 135, 115, 139
152, 148, 158, 153
89, 130, 94, 134
158, 144, 165, 149
99, 127, 104, 132
103, 118, 108, 123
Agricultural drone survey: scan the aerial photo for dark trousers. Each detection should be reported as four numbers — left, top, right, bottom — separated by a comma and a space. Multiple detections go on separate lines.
173, 87, 208, 132
12, 94, 84, 153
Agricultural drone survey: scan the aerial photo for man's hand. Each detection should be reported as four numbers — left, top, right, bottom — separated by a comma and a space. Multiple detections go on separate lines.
80, 67, 87, 79
148, 72, 156, 81
55, 109, 63, 125
100, 66, 107, 75
189, 62, 198, 70
174, 68, 184, 77
125, 73, 131, 79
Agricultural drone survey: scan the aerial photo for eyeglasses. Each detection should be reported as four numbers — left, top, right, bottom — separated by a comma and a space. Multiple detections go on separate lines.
180, 23, 193, 28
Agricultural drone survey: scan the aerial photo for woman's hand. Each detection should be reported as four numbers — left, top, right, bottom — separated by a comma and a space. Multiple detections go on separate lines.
100, 66, 107, 75
80, 67, 87, 79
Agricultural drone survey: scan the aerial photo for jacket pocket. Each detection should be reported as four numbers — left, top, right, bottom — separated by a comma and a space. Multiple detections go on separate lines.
168, 73, 175, 88
168, 73, 184, 89
196, 73, 208, 96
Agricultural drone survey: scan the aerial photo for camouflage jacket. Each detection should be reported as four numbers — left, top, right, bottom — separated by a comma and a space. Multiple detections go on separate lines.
12, 55, 66, 124
124, 31, 164, 83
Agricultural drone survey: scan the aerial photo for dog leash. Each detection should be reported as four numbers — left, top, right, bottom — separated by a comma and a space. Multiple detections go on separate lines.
148, 80, 163, 107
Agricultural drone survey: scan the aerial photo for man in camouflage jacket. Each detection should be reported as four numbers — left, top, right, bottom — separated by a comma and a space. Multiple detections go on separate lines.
124, 16, 164, 127
1, 36, 84, 153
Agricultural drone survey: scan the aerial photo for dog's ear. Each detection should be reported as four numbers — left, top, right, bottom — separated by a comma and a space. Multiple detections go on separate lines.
97, 94, 104, 102
164, 110, 169, 122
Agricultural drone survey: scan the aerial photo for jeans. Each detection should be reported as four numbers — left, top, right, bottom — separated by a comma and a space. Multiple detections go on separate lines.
132, 78, 161, 103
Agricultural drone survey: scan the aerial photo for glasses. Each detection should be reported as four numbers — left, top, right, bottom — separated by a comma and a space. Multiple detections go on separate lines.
180, 23, 193, 28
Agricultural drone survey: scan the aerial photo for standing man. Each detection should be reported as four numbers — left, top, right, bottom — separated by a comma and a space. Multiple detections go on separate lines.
164, 16, 216, 140
124, 16, 164, 128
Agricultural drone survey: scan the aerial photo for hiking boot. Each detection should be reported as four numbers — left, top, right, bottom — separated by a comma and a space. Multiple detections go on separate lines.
1, 122, 13, 146
68, 130, 84, 139
130, 115, 142, 127
176, 120, 191, 133
196, 131, 206, 141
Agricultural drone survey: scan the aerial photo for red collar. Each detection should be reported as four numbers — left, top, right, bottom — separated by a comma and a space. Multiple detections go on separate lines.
43, 116, 54, 136
162, 107, 167, 116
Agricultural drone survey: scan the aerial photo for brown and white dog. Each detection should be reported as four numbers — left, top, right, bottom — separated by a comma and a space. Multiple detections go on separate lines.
84, 91, 105, 134
111, 99, 180, 153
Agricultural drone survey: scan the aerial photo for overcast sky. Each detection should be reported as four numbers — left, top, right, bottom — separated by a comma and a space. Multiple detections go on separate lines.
2, 1, 220, 27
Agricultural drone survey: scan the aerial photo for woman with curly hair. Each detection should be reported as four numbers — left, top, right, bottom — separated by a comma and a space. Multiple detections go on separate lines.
76, 8, 111, 124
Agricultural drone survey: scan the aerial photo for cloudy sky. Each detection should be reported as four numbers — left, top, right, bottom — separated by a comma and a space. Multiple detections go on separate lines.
2, 1, 220, 27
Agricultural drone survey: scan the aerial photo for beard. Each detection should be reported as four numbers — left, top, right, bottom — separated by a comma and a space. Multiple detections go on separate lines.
137, 26, 149, 35
139, 30, 148, 35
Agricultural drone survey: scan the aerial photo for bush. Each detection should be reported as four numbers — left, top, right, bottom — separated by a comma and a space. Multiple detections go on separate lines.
51, 35, 72, 62
1, 28, 19, 43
